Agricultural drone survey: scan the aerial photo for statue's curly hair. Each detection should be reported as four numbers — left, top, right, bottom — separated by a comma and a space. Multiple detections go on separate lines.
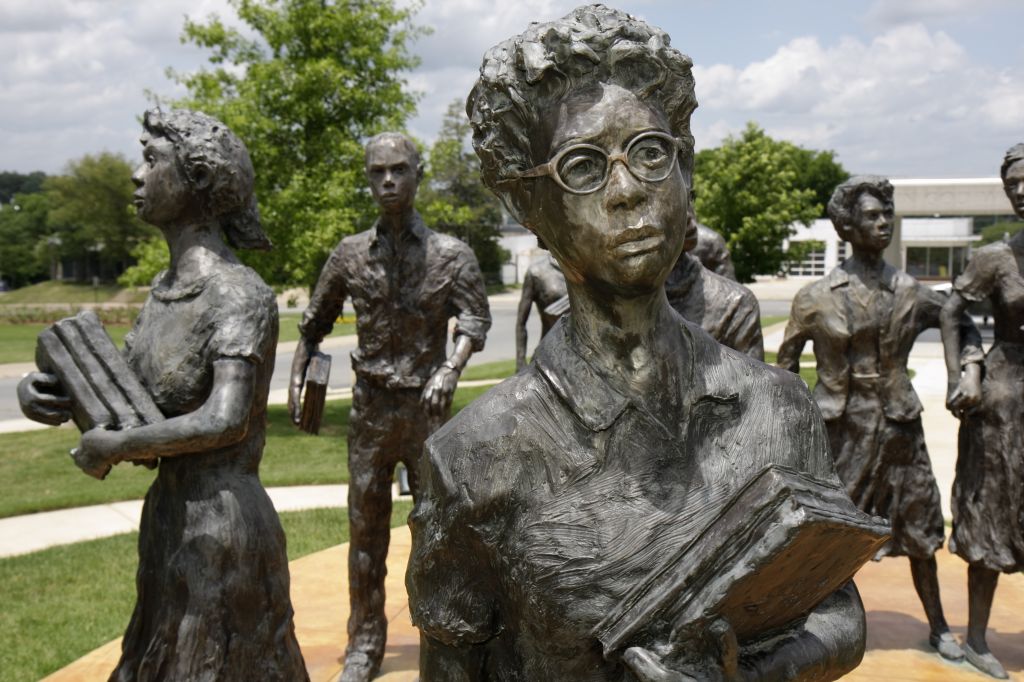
142, 108, 270, 251
1001, 143, 1024, 181
466, 4, 697, 224
827, 175, 894, 233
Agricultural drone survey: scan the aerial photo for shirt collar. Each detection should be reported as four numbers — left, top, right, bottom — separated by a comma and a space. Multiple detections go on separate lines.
370, 211, 429, 246
533, 316, 700, 432
829, 261, 897, 292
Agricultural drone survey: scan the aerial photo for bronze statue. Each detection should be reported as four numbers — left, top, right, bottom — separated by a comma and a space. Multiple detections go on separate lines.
665, 200, 763, 359
939, 143, 1024, 679
18, 109, 308, 680
515, 253, 568, 370
685, 183, 737, 280
408, 7, 887, 680
778, 175, 984, 665
288, 132, 491, 682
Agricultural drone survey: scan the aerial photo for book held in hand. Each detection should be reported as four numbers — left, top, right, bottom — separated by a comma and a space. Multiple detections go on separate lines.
299, 351, 332, 435
35, 310, 164, 433
594, 464, 890, 658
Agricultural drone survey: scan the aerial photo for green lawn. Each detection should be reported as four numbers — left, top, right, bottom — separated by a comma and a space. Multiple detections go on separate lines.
0, 385, 495, 519
0, 281, 144, 305
760, 315, 789, 328
278, 313, 358, 344
0, 323, 133, 364
0, 503, 412, 682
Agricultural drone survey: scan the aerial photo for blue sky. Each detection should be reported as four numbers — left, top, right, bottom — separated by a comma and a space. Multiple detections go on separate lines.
1, 0, 1022, 178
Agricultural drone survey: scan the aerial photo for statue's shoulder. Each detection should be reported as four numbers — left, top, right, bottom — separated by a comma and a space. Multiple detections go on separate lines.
688, 321, 814, 410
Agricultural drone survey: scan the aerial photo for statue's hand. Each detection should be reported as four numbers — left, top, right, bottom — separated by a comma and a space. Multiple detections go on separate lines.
17, 371, 71, 426
421, 363, 460, 420
623, 647, 696, 682
946, 364, 982, 416
72, 428, 122, 480
625, 619, 742, 682
288, 341, 314, 425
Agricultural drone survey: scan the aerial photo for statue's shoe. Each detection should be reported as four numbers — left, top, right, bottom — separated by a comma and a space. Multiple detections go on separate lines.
964, 643, 1009, 679
339, 651, 382, 682
928, 631, 965, 661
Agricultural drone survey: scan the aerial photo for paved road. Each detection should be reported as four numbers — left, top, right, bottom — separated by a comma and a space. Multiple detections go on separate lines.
0, 293, 541, 423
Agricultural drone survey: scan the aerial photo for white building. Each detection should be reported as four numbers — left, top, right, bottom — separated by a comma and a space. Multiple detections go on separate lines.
786, 177, 1016, 281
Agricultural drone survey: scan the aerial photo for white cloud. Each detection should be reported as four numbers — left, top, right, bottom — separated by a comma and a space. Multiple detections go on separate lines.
692, 24, 1024, 176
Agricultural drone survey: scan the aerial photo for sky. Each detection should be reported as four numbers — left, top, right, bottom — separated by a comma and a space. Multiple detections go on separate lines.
1, 0, 1023, 178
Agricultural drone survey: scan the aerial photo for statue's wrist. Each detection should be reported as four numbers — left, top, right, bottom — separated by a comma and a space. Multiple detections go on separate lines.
441, 359, 461, 374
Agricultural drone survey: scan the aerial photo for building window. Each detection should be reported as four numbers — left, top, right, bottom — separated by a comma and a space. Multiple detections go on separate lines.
837, 241, 848, 265
906, 246, 968, 280
788, 243, 826, 277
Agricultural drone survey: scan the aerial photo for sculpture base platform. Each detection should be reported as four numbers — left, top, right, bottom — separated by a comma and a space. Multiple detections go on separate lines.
43, 527, 1024, 681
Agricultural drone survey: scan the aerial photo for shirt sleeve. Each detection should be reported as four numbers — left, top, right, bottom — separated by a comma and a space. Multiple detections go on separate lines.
208, 277, 276, 364
408, 437, 500, 648
953, 246, 1001, 303
298, 241, 349, 343
449, 246, 492, 352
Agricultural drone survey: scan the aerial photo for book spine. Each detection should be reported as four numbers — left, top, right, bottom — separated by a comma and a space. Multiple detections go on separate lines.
53, 318, 140, 429
36, 328, 113, 432
74, 311, 164, 425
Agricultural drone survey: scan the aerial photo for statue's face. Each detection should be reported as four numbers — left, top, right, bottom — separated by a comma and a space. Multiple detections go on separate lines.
131, 135, 192, 227
529, 84, 688, 296
844, 192, 893, 253
1004, 159, 1024, 219
365, 140, 419, 215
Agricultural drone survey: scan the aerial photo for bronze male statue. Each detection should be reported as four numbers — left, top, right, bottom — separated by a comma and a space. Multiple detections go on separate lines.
666, 201, 763, 359
288, 132, 491, 682
515, 253, 567, 370
692, 223, 737, 280
408, 7, 886, 680
778, 175, 984, 663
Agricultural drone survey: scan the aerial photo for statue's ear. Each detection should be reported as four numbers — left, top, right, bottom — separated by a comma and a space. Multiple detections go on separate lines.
191, 162, 214, 191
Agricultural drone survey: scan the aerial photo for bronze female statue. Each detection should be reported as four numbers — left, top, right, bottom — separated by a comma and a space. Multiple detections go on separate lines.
407, 6, 882, 680
940, 142, 1024, 679
778, 175, 983, 664
18, 109, 308, 681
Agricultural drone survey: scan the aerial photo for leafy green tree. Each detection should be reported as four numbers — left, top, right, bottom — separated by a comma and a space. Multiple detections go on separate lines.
695, 123, 844, 282
0, 193, 51, 288
0, 171, 47, 204
166, 0, 424, 285
979, 220, 1024, 244
44, 153, 156, 277
419, 100, 507, 280
117, 237, 170, 287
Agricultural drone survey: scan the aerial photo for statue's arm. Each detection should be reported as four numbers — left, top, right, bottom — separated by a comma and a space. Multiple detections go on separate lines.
419, 634, 487, 682
289, 245, 348, 422
515, 273, 536, 370
940, 291, 982, 413
72, 358, 255, 478
776, 299, 810, 373
739, 581, 865, 682
732, 293, 765, 362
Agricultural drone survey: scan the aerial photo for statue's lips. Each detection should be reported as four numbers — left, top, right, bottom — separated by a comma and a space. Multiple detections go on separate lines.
612, 224, 663, 256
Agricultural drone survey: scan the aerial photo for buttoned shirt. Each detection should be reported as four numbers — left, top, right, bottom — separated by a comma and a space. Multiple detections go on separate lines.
408, 316, 841, 681
778, 262, 983, 422
299, 213, 491, 388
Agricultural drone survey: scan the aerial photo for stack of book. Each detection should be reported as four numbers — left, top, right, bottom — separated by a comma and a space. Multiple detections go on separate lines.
35, 310, 164, 433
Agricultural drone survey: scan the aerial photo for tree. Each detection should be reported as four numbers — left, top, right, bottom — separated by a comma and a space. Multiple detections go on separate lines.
0, 171, 46, 204
979, 220, 1024, 245
44, 153, 157, 278
695, 123, 847, 282
0, 192, 50, 288
167, 0, 424, 285
117, 237, 170, 287
419, 100, 507, 280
